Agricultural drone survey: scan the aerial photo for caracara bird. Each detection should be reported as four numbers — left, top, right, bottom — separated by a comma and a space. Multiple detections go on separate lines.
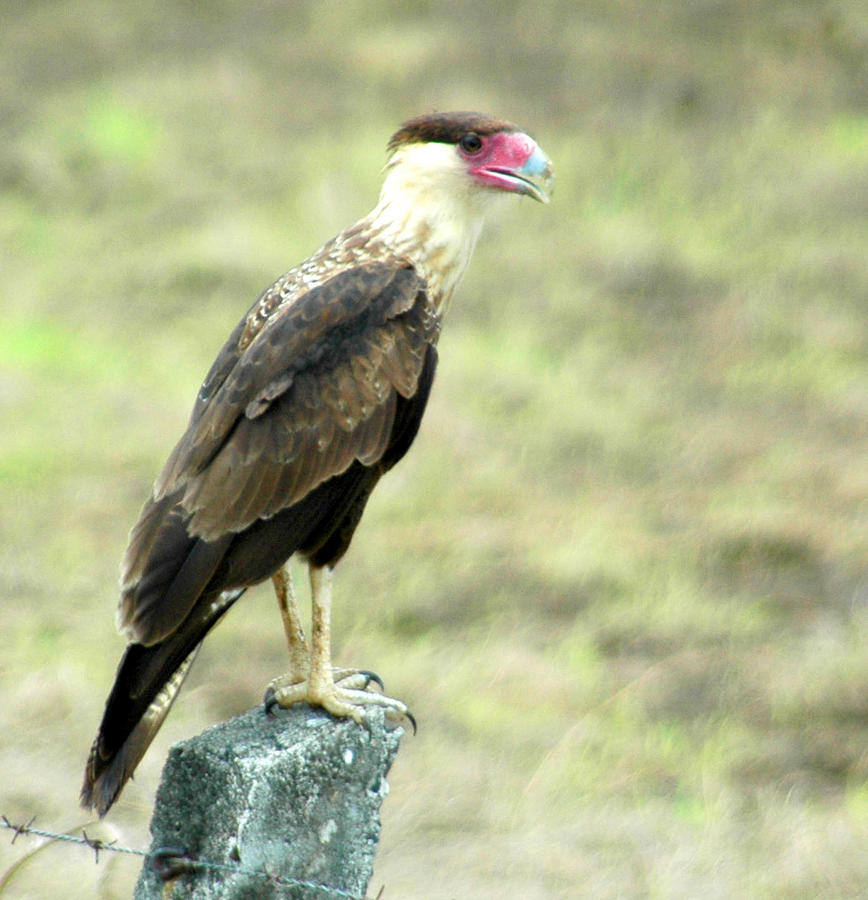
81, 111, 553, 815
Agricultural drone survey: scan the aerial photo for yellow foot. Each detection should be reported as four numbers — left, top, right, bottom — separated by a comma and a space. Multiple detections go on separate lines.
263, 669, 415, 731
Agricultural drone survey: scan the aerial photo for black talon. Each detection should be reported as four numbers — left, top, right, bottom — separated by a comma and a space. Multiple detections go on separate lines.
263, 686, 279, 716
405, 710, 417, 735
359, 670, 385, 692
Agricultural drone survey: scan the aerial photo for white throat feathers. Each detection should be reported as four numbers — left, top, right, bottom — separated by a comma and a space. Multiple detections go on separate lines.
364, 141, 506, 312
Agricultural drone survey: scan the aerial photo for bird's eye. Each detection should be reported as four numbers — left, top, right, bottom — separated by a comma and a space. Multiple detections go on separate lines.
459, 133, 483, 154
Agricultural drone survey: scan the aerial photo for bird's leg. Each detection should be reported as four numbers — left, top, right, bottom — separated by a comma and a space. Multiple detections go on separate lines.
272, 565, 308, 682
264, 563, 412, 727
305, 564, 362, 719
267, 564, 379, 693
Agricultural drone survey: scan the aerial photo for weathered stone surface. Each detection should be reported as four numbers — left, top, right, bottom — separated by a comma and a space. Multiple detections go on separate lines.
133, 703, 403, 900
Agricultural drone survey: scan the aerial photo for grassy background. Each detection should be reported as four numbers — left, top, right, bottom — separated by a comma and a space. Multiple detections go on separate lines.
1, 1, 866, 897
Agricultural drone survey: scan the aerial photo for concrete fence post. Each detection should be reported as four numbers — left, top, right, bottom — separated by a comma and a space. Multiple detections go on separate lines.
133, 703, 403, 900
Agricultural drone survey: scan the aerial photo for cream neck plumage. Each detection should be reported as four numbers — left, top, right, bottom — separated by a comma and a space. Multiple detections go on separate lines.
359, 141, 503, 312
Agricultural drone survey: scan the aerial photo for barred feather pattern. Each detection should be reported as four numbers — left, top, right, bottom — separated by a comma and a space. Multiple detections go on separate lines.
81, 646, 201, 816
152, 260, 436, 536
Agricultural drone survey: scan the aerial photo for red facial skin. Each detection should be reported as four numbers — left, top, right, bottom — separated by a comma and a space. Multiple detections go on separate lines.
458, 131, 550, 199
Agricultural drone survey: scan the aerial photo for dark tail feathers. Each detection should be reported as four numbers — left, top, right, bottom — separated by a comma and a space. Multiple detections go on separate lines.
81, 588, 242, 816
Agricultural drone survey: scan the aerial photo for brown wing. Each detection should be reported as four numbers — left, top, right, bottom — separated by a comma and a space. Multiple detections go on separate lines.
119, 261, 437, 641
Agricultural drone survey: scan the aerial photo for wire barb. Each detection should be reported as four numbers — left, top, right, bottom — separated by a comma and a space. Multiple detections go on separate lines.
81, 829, 117, 863
1, 816, 36, 845
2, 815, 380, 899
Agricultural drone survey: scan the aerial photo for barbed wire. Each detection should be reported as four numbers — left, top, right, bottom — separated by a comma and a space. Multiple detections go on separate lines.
1, 816, 381, 899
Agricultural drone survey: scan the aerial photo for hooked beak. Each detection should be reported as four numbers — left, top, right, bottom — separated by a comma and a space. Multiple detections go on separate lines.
471, 132, 555, 204
488, 142, 554, 204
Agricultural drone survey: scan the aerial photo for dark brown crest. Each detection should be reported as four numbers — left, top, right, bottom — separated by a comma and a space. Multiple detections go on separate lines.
387, 111, 519, 154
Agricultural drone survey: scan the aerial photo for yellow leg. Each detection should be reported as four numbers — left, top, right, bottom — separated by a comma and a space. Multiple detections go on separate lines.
265, 563, 412, 727
307, 564, 334, 700
272, 565, 308, 680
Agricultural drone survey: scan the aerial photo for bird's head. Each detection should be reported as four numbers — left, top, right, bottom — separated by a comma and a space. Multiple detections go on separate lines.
367, 111, 553, 307
384, 111, 554, 210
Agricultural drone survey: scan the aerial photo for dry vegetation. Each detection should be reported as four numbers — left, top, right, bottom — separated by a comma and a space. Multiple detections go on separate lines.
1, 1, 866, 897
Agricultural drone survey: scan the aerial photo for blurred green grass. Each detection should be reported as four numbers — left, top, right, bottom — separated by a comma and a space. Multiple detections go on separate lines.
1, 1, 866, 897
